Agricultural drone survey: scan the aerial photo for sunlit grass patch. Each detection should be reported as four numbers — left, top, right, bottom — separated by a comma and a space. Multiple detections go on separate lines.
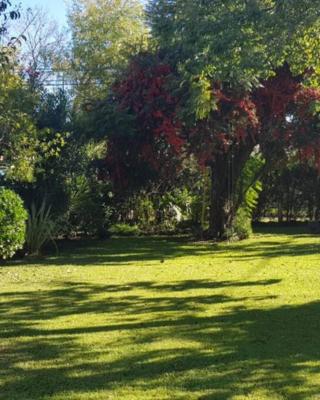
1, 228, 320, 399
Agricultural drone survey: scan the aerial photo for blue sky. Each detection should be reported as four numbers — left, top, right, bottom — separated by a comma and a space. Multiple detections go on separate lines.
19, 0, 69, 26
19, 0, 147, 27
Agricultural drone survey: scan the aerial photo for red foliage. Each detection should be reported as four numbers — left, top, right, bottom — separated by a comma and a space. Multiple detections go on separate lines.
188, 88, 260, 167
114, 59, 184, 154
106, 57, 320, 183
254, 65, 301, 121
292, 87, 320, 170
253, 66, 320, 170
106, 56, 184, 189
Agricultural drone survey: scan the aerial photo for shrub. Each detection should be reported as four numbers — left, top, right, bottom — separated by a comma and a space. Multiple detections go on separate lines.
26, 200, 57, 256
224, 208, 253, 241
66, 176, 111, 238
0, 188, 27, 260
109, 224, 141, 237
233, 208, 253, 240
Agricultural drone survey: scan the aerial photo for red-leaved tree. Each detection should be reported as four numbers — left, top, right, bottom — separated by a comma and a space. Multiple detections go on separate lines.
106, 56, 320, 239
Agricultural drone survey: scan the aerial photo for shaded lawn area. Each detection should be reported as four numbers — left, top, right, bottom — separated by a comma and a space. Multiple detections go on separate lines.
1, 228, 320, 399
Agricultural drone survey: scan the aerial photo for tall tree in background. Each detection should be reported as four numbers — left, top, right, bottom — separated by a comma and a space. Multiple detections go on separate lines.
0, 1, 40, 182
15, 7, 67, 90
0, 68, 38, 182
68, 0, 148, 104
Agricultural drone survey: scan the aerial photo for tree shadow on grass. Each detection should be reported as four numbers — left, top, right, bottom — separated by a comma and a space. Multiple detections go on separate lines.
0, 279, 280, 332
213, 239, 320, 261
1, 278, 320, 399
6, 233, 320, 268
253, 224, 310, 236
7, 236, 215, 267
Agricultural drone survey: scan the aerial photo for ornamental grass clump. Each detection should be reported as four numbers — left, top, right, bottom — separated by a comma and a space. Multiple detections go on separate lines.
26, 200, 57, 256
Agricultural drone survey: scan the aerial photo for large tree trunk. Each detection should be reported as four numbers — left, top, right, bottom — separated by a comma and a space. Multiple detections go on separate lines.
208, 143, 255, 240
209, 154, 233, 239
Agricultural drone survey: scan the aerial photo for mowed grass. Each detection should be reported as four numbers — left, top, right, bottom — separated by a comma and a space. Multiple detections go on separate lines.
1, 227, 320, 400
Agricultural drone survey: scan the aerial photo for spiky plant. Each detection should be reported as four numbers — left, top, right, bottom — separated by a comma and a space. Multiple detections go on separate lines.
26, 200, 57, 256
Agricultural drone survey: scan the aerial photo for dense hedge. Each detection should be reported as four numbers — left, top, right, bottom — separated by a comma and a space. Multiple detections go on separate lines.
0, 188, 27, 260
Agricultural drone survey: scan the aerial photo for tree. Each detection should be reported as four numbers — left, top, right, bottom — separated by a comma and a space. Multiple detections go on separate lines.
0, 68, 38, 182
0, 2, 40, 182
145, 0, 320, 239
104, 57, 320, 239
15, 88, 74, 214
15, 7, 67, 90
96, 53, 186, 202
68, 0, 148, 103
148, 0, 320, 88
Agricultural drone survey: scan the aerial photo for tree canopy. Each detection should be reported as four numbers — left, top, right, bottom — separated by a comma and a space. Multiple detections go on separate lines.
69, 0, 148, 102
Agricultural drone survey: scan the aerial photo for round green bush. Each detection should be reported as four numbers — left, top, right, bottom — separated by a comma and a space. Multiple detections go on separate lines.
0, 188, 27, 260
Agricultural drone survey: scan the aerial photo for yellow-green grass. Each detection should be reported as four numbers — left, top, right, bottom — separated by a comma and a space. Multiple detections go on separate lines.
1, 227, 320, 399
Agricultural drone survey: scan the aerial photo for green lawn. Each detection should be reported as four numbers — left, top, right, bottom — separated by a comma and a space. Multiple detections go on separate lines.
1, 228, 320, 399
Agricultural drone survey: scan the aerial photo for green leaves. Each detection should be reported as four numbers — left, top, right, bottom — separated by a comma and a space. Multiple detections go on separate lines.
149, 0, 320, 91
0, 70, 39, 182
69, 0, 148, 103
0, 189, 27, 260
187, 73, 219, 120
26, 200, 57, 256
239, 153, 265, 216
